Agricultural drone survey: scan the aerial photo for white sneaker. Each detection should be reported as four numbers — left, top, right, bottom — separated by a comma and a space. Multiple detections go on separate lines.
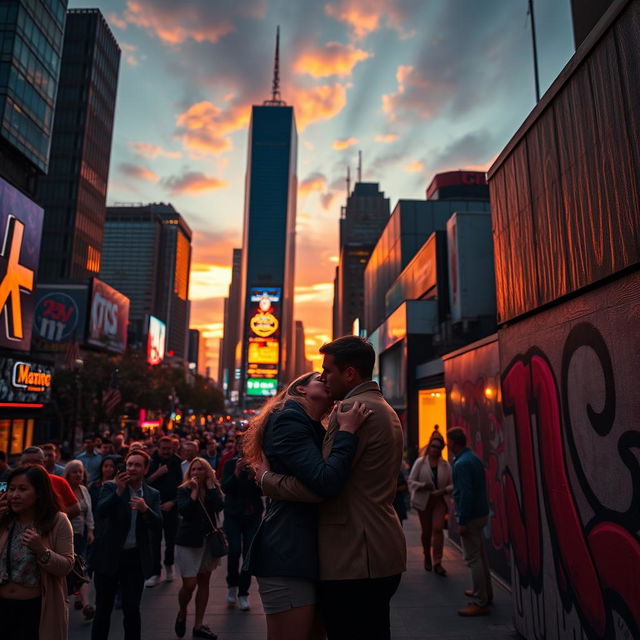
226, 588, 237, 608
144, 575, 161, 588
238, 595, 250, 611
165, 565, 175, 582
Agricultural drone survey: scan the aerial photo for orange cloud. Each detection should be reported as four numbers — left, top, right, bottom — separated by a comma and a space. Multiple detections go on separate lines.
176, 101, 250, 156
295, 42, 371, 78
124, 1, 231, 45
189, 263, 232, 300
291, 84, 348, 131
129, 141, 181, 159
119, 162, 159, 182
383, 64, 448, 122
332, 137, 358, 150
324, 0, 414, 40
164, 171, 227, 195
107, 12, 127, 30
374, 133, 399, 143
299, 172, 327, 196
403, 160, 424, 173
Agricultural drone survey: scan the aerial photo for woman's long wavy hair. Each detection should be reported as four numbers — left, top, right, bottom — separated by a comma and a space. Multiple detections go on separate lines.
243, 371, 319, 466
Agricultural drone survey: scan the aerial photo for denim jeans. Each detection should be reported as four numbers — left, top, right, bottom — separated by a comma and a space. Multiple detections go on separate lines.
223, 512, 260, 596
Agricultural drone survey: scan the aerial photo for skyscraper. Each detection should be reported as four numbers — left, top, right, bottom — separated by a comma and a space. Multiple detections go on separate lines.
37, 8, 120, 281
100, 203, 192, 361
236, 29, 297, 404
0, 0, 68, 195
333, 180, 390, 338
219, 248, 241, 397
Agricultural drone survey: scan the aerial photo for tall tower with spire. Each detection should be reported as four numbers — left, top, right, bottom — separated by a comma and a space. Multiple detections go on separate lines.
233, 28, 298, 405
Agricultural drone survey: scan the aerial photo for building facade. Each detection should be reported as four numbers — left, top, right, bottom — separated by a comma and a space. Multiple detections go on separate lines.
333, 182, 389, 338
236, 102, 297, 404
0, 0, 67, 195
37, 8, 120, 281
219, 247, 241, 398
100, 203, 192, 361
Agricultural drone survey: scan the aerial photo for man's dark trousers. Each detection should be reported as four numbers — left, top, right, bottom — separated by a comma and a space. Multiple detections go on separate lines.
224, 512, 260, 596
152, 506, 179, 575
92, 549, 145, 640
318, 574, 402, 640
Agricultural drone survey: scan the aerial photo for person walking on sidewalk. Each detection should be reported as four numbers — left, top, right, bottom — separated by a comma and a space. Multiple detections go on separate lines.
146, 436, 183, 586
91, 450, 162, 640
174, 457, 224, 640
221, 432, 263, 611
261, 336, 407, 640
446, 427, 493, 616
408, 435, 452, 576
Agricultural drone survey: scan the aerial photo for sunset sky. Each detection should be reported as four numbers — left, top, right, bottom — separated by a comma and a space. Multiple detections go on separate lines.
69, 0, 575, 376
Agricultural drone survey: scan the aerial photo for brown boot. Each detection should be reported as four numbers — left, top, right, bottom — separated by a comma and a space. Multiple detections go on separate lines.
458, 603, 490, 616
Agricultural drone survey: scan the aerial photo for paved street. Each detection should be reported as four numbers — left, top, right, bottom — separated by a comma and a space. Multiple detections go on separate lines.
70, 512, 519, 639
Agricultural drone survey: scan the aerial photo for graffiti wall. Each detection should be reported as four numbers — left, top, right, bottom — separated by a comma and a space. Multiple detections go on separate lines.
499, 271, 640, 640
444, 335, 510, 584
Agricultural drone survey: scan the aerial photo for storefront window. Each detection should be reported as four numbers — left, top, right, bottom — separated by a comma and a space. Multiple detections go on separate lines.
10, 420, 24, 454
0, 419, 35, 456
418, 388, 447, 458
0, 420, 9, 455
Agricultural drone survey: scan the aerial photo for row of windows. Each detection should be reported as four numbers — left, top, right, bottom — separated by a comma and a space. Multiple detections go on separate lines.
1, 95, 49, 169
13, 32, 57, 101
17, 5, 61, 75
7, 63, 52, 129
22, 0, 65, 49
0, 5, 18, 25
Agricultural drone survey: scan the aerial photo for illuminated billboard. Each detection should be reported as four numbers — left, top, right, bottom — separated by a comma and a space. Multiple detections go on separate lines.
246, 378, 278, 397
246, 287, 280, 396
147, 315, 166, 365
0, 177, 44, 351
87, 278, 129, 353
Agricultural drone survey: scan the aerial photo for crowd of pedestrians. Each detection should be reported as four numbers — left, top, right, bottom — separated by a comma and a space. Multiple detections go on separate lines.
0, 335, 496, 640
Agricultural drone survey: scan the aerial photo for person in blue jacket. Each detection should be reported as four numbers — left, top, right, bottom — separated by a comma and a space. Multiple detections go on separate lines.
243, 371, 371, 640
447, 427, 493, 617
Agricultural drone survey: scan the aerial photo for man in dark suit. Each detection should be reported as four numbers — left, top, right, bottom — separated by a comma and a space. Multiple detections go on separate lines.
92, 449, 162, 640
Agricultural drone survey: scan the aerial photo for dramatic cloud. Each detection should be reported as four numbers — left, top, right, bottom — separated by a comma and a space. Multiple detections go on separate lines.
374, 133, 399, 143
324, 0, 417, 40
294, 283, 334, 304
119, 162, 159, 182
429, 130, 497, 173
106, 12, 127, 30
128, 141, 181, 159
382, 65, 447, 122
164, 171, 227, 195
299, 172, 328, 195
189, 264, 232, 300
294, 42, 371, 78
332, 137, 358, 150
175, 101, 250, 156
403, 160, 424, 173
121, 0, 266, 45
292, 84, 348, 131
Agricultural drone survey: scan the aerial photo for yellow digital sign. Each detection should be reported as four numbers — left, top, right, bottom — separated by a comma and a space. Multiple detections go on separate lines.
248, 338, 279, 365
250, 312, 279, 338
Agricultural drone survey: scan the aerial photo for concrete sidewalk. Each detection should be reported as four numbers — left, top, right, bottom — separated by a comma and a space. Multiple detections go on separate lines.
69, 512, 519, 639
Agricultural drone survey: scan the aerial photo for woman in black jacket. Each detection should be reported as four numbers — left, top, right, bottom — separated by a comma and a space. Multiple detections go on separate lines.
243, 372, 371, 640
173, 457, 224, 640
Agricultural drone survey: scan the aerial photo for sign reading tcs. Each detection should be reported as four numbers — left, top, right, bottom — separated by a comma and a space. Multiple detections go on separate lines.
86, 278, 129, 354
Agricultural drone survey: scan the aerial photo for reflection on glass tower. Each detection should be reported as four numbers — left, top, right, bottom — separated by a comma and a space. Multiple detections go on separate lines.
234, 28, 297, 405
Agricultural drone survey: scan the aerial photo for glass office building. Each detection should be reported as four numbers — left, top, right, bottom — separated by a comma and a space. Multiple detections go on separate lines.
237, 104, 297, 403
100, 203, 193, 362
37, 8, 120, 280
0, 0, 67, 194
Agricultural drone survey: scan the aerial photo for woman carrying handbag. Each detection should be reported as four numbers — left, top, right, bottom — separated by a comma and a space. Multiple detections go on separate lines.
174, 458, 224, 640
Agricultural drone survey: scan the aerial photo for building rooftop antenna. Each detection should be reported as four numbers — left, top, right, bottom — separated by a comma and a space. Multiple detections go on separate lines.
357, 150, 362, 182
264, 26, 286, 106
346, 165, 351, 198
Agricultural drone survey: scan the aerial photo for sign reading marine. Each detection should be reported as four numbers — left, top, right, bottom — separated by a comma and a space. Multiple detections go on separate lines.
0, 357, 53, 405
0, 177, 44, 351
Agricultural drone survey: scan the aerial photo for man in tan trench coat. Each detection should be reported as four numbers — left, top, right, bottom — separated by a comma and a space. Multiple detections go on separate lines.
261, 335, 407, 640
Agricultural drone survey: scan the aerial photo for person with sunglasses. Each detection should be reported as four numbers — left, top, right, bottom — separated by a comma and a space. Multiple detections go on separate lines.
408, 433, 452, 576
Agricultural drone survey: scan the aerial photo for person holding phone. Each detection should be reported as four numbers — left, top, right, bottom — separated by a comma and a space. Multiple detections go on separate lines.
0, 465, 74, 640
91, 449, 162, 640
408, 435, 453, 576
